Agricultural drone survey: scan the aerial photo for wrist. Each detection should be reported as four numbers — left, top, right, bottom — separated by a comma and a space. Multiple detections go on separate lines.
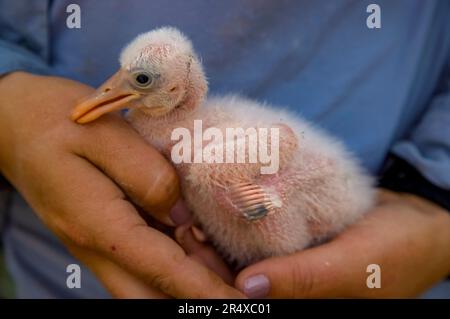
378, 154, 450, 213
401, 192, 450, 274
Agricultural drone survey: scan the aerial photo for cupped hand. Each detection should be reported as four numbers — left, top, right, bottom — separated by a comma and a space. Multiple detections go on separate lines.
235, 189, 450, 298
0, 72, 243, 298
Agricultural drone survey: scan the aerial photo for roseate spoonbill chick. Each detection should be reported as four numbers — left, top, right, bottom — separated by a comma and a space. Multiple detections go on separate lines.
72, 27, 375, 266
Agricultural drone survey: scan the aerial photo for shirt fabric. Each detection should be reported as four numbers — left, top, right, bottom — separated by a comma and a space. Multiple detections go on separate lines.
0, 0, 449, 298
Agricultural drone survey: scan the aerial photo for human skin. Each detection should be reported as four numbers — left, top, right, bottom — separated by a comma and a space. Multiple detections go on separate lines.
0, 71, 242, 298
235, 190, 450, 298
1, 72, 449, 299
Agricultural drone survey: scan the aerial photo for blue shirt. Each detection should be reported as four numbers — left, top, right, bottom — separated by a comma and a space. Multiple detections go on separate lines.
0, 0, 449, 298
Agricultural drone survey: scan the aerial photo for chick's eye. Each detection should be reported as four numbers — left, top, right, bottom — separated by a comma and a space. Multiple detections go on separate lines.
133, 72, 153, 87
136, 74, 149, 84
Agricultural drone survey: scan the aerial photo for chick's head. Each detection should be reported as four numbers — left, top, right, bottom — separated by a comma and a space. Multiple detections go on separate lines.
72, 27, 207, 123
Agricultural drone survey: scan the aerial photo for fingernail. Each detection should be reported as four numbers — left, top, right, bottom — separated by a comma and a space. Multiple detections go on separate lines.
169, 199, 192, 225
243, 274, 270, 298
191, 225, 207, 242
174, 224, 190, 244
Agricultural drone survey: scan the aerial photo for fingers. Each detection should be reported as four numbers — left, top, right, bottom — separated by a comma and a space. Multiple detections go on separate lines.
234, 206, 404, 299
72, 114, 181, 226
68, 244, 168, 298
169, 199, 193, 226
49, 155, 243, 298
1, 73, 239, 298
175, 225, 235, 285
100, 219, 243, 298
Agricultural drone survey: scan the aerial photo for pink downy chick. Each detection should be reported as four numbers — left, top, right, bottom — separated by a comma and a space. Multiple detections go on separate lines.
72, 27, 375, 266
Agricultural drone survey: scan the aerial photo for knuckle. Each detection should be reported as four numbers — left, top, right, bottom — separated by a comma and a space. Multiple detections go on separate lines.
51, 216, 94, 249
160, 169, 180, 202
69, 230, 93, 248
144, 165, 180, 208
148, 267, 176, 294
290, 260, 315, 297
66, 226, 94, 248
148, 253, 188, 296
158, 166, 179, 196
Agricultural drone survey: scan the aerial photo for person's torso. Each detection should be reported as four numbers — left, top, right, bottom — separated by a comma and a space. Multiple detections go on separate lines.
4, 0, 450, 171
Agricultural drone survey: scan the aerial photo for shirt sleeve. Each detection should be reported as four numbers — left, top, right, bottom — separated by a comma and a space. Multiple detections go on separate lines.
392, 58, 450, 190
0, 0, 51, 76
0, 38, 50, 76
0, 1, 51, 191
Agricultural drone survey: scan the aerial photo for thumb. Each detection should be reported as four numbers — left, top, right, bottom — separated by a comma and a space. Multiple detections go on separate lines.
235, 247, 345, 298
74, 115, 191, 226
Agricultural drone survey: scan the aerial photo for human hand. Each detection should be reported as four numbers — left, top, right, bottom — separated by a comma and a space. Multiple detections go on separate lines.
235, 189, 450, 298
175, 223, 235, 286
0, 72, 243, 298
